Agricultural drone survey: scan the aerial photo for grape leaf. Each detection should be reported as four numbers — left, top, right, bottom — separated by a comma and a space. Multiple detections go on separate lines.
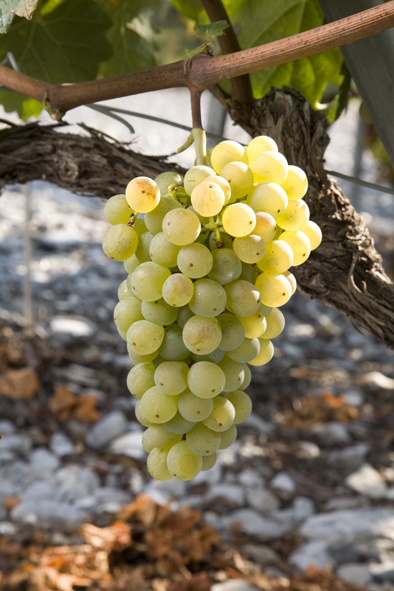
0, 90, 42, 118
195, 20, 229, 38
171, 0, 203, 22
0, 0, 38, 34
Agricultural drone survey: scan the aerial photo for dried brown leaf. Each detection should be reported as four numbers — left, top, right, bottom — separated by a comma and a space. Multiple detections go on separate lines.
0, 367, 40, 400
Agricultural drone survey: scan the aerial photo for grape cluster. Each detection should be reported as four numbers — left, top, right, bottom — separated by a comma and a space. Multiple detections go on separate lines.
102, 135, 322, 481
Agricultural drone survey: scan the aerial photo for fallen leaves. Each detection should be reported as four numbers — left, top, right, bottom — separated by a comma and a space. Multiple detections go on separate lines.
0, 367, 40, 400
282, 392, 359, 430
49, 385, 100, 424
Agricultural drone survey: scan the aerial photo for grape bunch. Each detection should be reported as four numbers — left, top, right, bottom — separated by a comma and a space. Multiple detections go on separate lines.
102, 135, 322, 481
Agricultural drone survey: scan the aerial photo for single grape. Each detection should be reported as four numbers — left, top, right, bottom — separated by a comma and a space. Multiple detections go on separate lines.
149, 232, 181, 268
147, 448, 172, 480
162, 273, 194, 307
226, 390, 252, 423
281, 165, 308, 200
135, 400, 155, 427
177, 243, 213, 279
184, 165, 216, 195
211, 140, 246, 174
222, 203, 256, 238
254, 212, 277, 243
177, 306, 194, 329
154, 360, 189, 395
218, 313, 245, 351
200, 176, 231, 205
239, 262, 256, 283
118, 279, 132, 300
217, 357, 245, 392
218, 424, 237, 449
140, 386, 178, 423
191, 181, 225, 217
154, 171, 183, 196
208, 248, 242, 285
247, 183, 288, 219
127, 362, 156, 400
141, 299, 178, 326
114, 297, 143, 333
225, 280, 261, 317
279, 230, 311, 266
263, 307, 285, 339
299, 220, 322, 250
255, 273, 292, 307
187, 361, 226, 399
276, 199, 310, 231
220, 162, 254, 201
249, 338, 274, 366
186, 424, 221, 456
127, 320, 165, 355
128, 347, 159, 365
167, 441, 202, 481
182, 315, 222, 355
163, 208, 201, 246
191, 348, 225, 363
102, 224, 138, 261
240, 364, 252, 389
227, 337, 260, 363
135, 231, 154, 262
247, 135, 278, 163
159, 324, 189, 360
233, 234, 266, 264
189, 279, 227, 317
256, 240, 294, 274
142, 429, 155, 453
283, 270, 297, 295
201, 453, 217, 470
203, 396, 235, 432
164, 412, 196, 434
145, 196, 182, 235
124, 254, 141, 274
250, 152, 288, 184
128, 262, 171, 301
237, 307, 267, 339
208, 232, 234, 251
126, 176, 160, 213
104, 194, 133, 225
144, 425, 182, 450
178, 390, 213, 421
134, 217, 147, 235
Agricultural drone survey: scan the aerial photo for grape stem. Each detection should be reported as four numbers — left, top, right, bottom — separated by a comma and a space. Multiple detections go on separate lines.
177, 88, 208, 165
128, 212, 139, 227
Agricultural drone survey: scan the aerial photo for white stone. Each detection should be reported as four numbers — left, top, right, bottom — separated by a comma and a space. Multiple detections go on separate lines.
50, 316, 95, 337
243, 544, 280, 565
50, 433, 74, 457
310, 422, 350, 446
246, 488, 280, 514
369, 561, 394, 582
190, 460, 222, 485
0, 434, 32, 454
56, 465, 100, 492
292, 496, 315, 522
346, 464, 388, 499
327, 444, 369, 473
243, 413, 274, 434
21, 481, 60, 501
364, 371, 394, 390
270, 472, 295, 495
337, 564, 371, 586
93, 487, 130, 505
0, 420, 15, 435
298, 441, 320, 458
109, 431, 145, 459
289, 540, 334, 571
238, 469, 265, 489
85, 411, 127, 448
11, 500, 87, 527
206, 484, 245, 506
29, 448, 60, 471
224, 509, 292, 539
212, 581, 259, 591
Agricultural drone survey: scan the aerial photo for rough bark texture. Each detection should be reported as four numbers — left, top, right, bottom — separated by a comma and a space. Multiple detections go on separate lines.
0, 88, 393, 349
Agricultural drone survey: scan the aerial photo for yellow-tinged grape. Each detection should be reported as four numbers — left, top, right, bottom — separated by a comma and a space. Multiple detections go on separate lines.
300, 220, 322, 250
226, 337, 260, 363
211, 140, 246, 174
145, 425, 182, 448
209, 231, 234, 251
167, 441, 202, 481
249, 338, 274, 366
220, 162, 254, 201
142, 430, 155, 453
263, 307, 285, 339
237, 308, 267, 339
162, 273, 194, 307
164, 412, 196, 434
256, 240, 294, 274
118, 279, 132, 300
279, 230, 311, 266
135, 232, 153, 262
188, 205, 210, 225
218, 313, 245, 351
254, 212, 277, 243
127, 362, 156, 400
187, 361, 226, 399
241, 364, 252, 389
250, 152, 288, 185
247, 183, 288, 219
145, 196, 182, 235
134, 217, 147, 235
233, 234, 266, 264
135, 401, 155, 427
140, 386, 178, 423
276, 200, 310, 231
104, 194, 133, 224
128, 262, 171, 301
163, 208, 201, 246
283, 271, 297, 295
128, 347, 159, 365
201, 452, 217, 470
147, 448, 172, 480
177, 306, 194, 329
102, 224, 138, 261
201, 176, 231, 205
222, 203, 256, 237
208, 248, 242, 285
225, 280, 261, 317
126, 176, 160, 213
127, 320, 165, 355
247, 135, 278, 162
191, 182, 225, 217
189, 279, 227, 318
114, 297, 143, 333
255, 273, 292, 307
218, 424, 237, 449
159, 324, 189, 360
227, 390, 252, 424
118, 328, 127, 341
203, 396, 235, 432
186, 424, 221, 456
281, 165, 308, 200
184, 165, 216, 195
154, 361, 189, 395
141, 299, 178, 326
177, 243, 213, 279
154, 171, 183, 195
149, 232, 181, 268
178, 390, 213, 421
183, 316, 222, 355
124, 254, 140, 274
217, 357, 245, 392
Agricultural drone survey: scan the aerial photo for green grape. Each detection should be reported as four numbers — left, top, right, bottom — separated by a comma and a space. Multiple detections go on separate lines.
281, 165, 308, 200
256, 240, 294, 274
299, 220, 322, 250
247, 183, 288, 219
135, 400, 155, 427
127, 320, 165, 355
140, 386, 178, 423
177, 306, 194, 329
249, 338, 274, 366
233, 234, 266, 264
149, 232, 181, 268
163, 208, 201, 246
126, 176, 160, 213
247, 135, 278, 163
118, 279, 132, 300
117, 328, 127, 341
114, 297, 143, 333
255, 273, 292, 307
104, 194, 133, 225
220, 162, 254, 201
237, 307, 267, 339
178, 390, 213, 421
218, 424, 237, 450
162, 273, 194, 307
222, 204, 256, 238
102, 224, 138, 261
145, 425, 182, 448
203, 396, 235, 432
211, 140, 246, 174
254, 212, 277, 243
128, 347, 159, 365
145, 196, 182, 235
226, 390, 252, 423
191, 181, 225, 217
134, 217, 147, 235
124, 254, 141, 274
276, 199, 310, 231
279, 230, 311, 266
208, 248, 242, 285
141, 299, 178, 326
189, 279, 227, 317
218, 313, 245, 351
283, 271, 297, 295
142, 429, 155, 453
187, 361, 226, 399
239, 262, 256, 283
184, 165, 216, 195
208, 232, 234, 251
250, 152, 288, 185
152, 355, 167, 368
177, 243, 213, 279
159, 324, 189, 360
167, 441, 202, 481
135, 231, 154, 262
182, 316, 222, 355
164, 412, 196, 434
191, 348, 225, 363
154, 360, 189, 395
241, 364, 252, 389
263, 307, 285, 339
227, 338, 260, 363
201, 452, 217, 471
201, 176, 231, 205
186, 424, 221, 456
128, 262, 171, 301
127, 362, 156, 400
217, 357, 245, 392
154, 171, 183, 196
224, 280, 261, 317
147, 448, 172, 480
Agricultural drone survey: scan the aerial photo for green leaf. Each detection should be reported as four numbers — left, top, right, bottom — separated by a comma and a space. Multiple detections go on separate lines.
335, 61, 351, 120
0, 89, 42, 118
0, 0, 38, 34
171, 0, 203, 22
195, 20, 229, 38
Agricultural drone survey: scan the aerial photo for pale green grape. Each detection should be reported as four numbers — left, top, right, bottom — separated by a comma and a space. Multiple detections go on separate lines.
249, 338, 274, 366
145, 425, 182, 448
224, 280, 261, 317
218, 424, 237, 449
222, 203, 256, 237
154, 171, 183, 195
279, 230, 311, 266
163, 208, 201, 245
178, 390, 213, 421
187, 205, 210, 225
226, 390, 252, 423
104, 194, 133, 225
211, 140, 246, 174
162, 273, 194, 307
128, 262, 171, 301
256, 240, 294, 274
241, 364, 252, 389
281, 165, 308, 200
182, 315, 222, 355
254, 212, 277, 242
128, 347, 159, 365
134, 217, 147, 235
135, 231, 154, 262
149, 232, 181, 268
191, 181, 225, 217
141, 299, 178, 326
233, 234, 266, 264
187, 361, 225, 399
203, 396, 235, 432
140, 386, 178, 423
239, 262, 256, 283
191, 348, 225, 363
237, 307, 267, 339
250, 152, 288, 185
209, 232, 234, 251
118, 279, 132, 300
247, 135, 278, 163
124, 254, 140, 274
227, 338, 260, 363
126, 176, 160, 213
177, 306, 194, 329
201, 176, 231, 205
299, 220, 322, 250
154, 360, 189, 395
127, 362, 156, 399
142, 430, 155, 453
135, 400, 155, 427
117, 328, 127, 341
247, 183, 288, 219
283, 271, 297, 295
159, 324, 189, 360
114, 297, 143, 333
145, 196, 182, 235
102, 224, 138, 261
255, 273, 292, 307
201, 452, 217, 470
218, 313, 245, 351
208, 248, 242, 285
217, 357, 245, 392
184, 165, 216, 195
147, 448, 172, 480
164, 412, 196, 434
186, 424, 221, 456
220, 162, 254, 201
276, 199, 310, 231
167, 441, 202, 481
177, 243, 213, 279
127, 320, 165, 355
152, 355, 167, 368
189, 279, 227, 317
263, 307, 285, 339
